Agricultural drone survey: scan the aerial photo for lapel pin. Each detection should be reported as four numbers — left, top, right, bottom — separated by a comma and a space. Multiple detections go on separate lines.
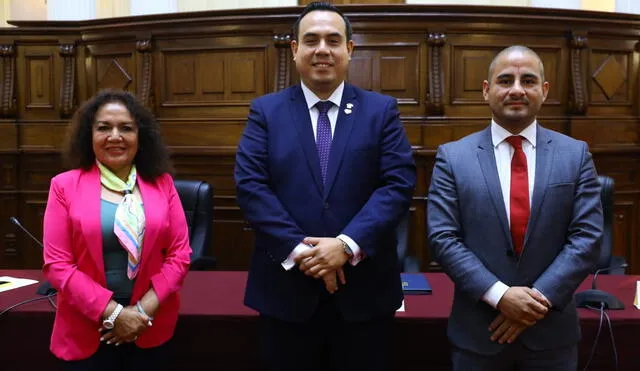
344, 109, 352, 115
346, 103, 354, 109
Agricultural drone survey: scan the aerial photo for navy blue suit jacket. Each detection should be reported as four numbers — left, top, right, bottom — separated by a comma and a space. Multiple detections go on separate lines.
235, 83, 416, 322
427, 125, 602, 354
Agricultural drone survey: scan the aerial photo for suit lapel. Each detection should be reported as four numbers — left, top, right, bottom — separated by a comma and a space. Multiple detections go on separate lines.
80, 165, 106, 281
524, 125, 553, 247
137, 177, 161, 271
290, 85, 324, 195
324, 84, 357, 199
476, 127, 512, 246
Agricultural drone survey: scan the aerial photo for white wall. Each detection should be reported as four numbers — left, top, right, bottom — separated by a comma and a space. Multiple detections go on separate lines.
178, 0, 295, 11
406, 0, 528, 5
616, 0, 640, 14
47, 0, 96, 20
1, 1, 11, 26
96, 0, 130, 19
130, 0, 178, 16
8, 0, 47, 22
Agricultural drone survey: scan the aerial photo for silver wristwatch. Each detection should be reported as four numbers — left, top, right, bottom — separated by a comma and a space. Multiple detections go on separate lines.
102, 304, 124, 330
338, 238, 353, 257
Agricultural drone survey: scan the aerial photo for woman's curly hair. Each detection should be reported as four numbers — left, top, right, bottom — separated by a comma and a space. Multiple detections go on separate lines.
63, 90, 173, 181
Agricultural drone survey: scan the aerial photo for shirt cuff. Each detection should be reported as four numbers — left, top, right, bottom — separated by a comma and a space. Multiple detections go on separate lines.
281, 243, 312, 271
337, 234, 364, 266
482, 281, 510, 309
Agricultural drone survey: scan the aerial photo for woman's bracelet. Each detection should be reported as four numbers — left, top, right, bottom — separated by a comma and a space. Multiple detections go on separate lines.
136, 301, 154, 321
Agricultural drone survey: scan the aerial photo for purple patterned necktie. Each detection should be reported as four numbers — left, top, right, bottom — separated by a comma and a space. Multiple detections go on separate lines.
315, 101, 333, 184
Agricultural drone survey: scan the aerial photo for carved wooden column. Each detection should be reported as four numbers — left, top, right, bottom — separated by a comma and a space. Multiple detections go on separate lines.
273, 34, 292, 92
569, 34, 588, 115
136, 39, 153, 109
59, 43, 76, 118
427, 33, 446, 116
0, 44, 16, 118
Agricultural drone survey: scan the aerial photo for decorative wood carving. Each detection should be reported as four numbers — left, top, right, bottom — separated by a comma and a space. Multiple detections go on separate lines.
0, 44, 16, 117
58, 43, 76, 118
25, 55, 54, 110
136, 39, 153, 108
97, 58, 133, 91
427, 33, 446, 115
569, 35, 587, 115
592, 54, 628, 101
273, 34, 292, 92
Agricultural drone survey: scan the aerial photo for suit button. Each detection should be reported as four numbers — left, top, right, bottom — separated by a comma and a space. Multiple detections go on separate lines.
324, 203, 330, 210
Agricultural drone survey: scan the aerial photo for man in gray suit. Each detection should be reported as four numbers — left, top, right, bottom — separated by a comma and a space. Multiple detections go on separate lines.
427, 45, 603, 370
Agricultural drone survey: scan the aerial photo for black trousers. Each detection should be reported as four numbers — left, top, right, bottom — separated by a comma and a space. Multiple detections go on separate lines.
452, 343, 578, 371
259, 296, 394, 371
62, 340, 170, 371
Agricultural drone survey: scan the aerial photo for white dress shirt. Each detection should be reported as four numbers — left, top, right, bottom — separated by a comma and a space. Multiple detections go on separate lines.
281, 81, 363, 270
481, 120, 538, 308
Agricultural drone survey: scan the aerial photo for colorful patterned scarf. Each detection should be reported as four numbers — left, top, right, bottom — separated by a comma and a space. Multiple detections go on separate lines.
97, 162, 145, 280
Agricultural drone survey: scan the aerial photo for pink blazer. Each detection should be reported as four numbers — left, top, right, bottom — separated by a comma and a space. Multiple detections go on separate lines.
43, 165, 192, 361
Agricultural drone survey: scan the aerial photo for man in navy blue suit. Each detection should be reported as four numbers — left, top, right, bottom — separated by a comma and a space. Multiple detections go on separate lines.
428, 46, 602, 370
234, 2, 416, 370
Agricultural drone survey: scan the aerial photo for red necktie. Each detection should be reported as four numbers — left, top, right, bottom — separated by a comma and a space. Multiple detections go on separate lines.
506, 136, 530, 256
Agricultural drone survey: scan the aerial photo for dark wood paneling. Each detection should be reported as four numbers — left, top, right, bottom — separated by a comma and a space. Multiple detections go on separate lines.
154, 36, 274, 119
588, 38, 638, 115
348, 42, 420, 107
0, 192, 20, 268
1, 5, 639, 272
613, 194, 639, 274
16, 46, 60, 120
161, 49, 266, 104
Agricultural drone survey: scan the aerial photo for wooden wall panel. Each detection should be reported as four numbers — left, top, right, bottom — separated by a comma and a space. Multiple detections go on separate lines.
154, 35, 274, 119
571, 119, 639, 148
16, 46, 60, 120
613, 195, 639, 273
445, 35, 569, 118
0, 192, 19, 268
162, 49, 265, 105
19, 123, 68, 151
1, 5, 639, 272
86, 42, 138, 96
0, 122, 17, 151
350, 33, 424, 115
19, 154, 61, 191
587, 38, 638, 116
0, 154, 17, 189
348, 46, 419, 105
25, 56, 54, 109
159, 120, 244, 149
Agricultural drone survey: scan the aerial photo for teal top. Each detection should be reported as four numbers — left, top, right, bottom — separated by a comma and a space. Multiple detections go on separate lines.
101, 199, 134, 303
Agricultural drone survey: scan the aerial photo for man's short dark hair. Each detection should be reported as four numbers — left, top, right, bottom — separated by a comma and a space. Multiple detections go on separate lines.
292, 2, 352, 42
64, 89, 173, 181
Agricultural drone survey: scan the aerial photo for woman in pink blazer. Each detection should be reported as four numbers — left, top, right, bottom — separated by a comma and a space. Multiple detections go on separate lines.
43, 90, 191, 371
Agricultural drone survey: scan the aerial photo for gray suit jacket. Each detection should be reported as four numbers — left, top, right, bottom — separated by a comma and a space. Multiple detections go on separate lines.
427, 124, 603, 355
